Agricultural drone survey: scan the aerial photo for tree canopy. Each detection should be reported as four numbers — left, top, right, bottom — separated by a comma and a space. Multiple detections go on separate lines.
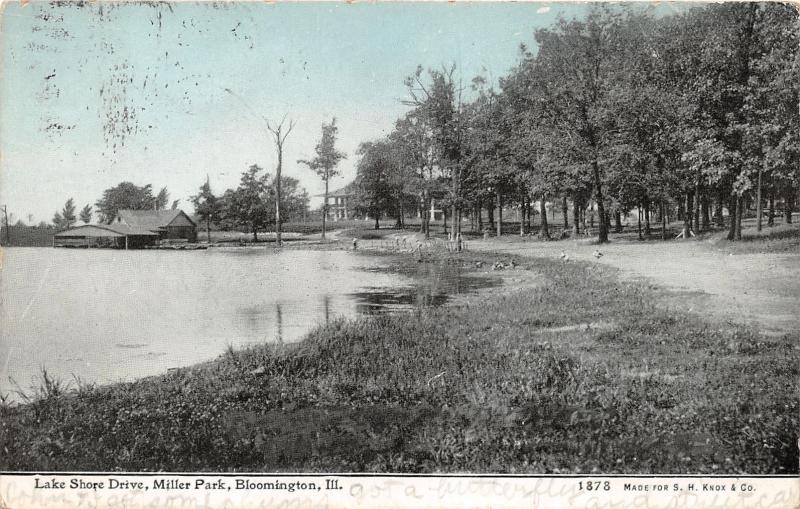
352, 3, 799, 241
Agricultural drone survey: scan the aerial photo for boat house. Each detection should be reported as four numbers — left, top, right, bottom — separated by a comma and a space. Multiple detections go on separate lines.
53, 209, 197, 249
114, 209, 198, 241
53, 224, 159, 249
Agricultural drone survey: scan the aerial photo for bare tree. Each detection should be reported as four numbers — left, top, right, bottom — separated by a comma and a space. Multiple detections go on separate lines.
266, 115, 296, 247
224, 88, 295, 247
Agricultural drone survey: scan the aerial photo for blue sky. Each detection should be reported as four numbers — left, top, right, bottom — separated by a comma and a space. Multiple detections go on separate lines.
0, 1, 689, 223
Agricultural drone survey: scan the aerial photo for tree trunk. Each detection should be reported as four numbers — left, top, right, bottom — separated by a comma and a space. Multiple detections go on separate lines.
682, 192, 692, 239
572, 193, 580, 236
735, 195, 743, 240
785, 185, 794, 224
252, 225, 258, 242
590, 156, 608, 242
520, 191, 526, 236
322, 176, 329, 240
701, 194, 710, 231
715, 187, 725, 228
496, 189, 503, 238
526, 195, 532, 232
660, 200, 667, 240
206, 219, 211, 243
425, 194, 431, 239
767, 184, 775, 227
487, 198, 494, 232
539, 194, 549, 239
477, 202, 483, 232
451, 203, 457, 238
443, 207, 448, 236
614, 210, 622, 233
643, 195, 651, 236
581, 206, 586, 231
727, 195, 737, 241
693, 182, 701, 234
421, 192, 431, 239
375, 215, 379, 230
756, 167, 763, 232
275, 146, 283, 247
562, 195, 569, 230
395, 194, 403, 228
637, 202, 642, 240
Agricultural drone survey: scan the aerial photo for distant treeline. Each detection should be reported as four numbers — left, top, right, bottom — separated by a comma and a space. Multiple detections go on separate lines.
0, 225, 57, 247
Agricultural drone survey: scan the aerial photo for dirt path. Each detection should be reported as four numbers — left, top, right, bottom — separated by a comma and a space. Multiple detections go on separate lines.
471, 237, 800, 336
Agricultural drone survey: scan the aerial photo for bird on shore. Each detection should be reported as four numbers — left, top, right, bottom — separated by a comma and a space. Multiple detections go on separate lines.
593, 250, 603, 259
560, 251, 570, 263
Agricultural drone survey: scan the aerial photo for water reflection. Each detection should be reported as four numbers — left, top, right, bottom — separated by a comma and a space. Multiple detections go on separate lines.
349, 263, 499, 315
1, 248, 498, 394
275, 303, 283, 344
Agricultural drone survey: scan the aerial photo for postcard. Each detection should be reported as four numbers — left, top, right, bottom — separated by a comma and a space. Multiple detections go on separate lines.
1, 1, 798, 508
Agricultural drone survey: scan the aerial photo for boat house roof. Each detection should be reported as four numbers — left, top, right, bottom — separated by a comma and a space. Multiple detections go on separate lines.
54, 224, 159, 238
116, 209, 197, 229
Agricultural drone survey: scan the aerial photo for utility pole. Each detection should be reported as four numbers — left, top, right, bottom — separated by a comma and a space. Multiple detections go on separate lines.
1, 205, 9, 246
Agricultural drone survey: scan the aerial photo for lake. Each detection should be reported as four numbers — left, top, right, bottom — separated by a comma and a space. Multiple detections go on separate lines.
0, 246, 495, 397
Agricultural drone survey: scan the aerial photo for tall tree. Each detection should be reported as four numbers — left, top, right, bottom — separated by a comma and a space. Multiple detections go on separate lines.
191, 176, 221, 242
265, 116, 295, 247
404, 65, 467, 238
354, 140, 398, 229
463, 76, 519, 238
390, 113, 439, 238
298, 118, 346, 240
60, 198, 77, 228
52, 212, 64, 229
222, 165, 272, 242
529, 8, 628, 243
155, 187, 169, 210
746, 3, 800, 230
95, 182, 155, 223
79, 204, 92, 224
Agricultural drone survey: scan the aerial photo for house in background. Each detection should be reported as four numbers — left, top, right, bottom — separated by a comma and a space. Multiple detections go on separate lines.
324, 184, 356, 221
115, 209, 197, 242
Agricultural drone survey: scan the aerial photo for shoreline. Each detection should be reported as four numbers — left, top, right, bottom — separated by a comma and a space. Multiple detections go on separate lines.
1, 248, 797, 474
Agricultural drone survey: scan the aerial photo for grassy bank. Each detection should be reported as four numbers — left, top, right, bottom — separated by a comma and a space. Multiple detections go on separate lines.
711, 222, 800, 254
1, 251, 797, 473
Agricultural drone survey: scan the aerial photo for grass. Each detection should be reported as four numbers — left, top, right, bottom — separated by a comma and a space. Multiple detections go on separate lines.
712, 222, 800, 254
0, 251, 797, 473
205, 220, 402, 242
339, 227, 407, 240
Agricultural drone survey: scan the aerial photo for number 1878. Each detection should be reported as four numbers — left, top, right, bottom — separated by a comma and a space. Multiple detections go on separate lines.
578, 481, 610, 491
